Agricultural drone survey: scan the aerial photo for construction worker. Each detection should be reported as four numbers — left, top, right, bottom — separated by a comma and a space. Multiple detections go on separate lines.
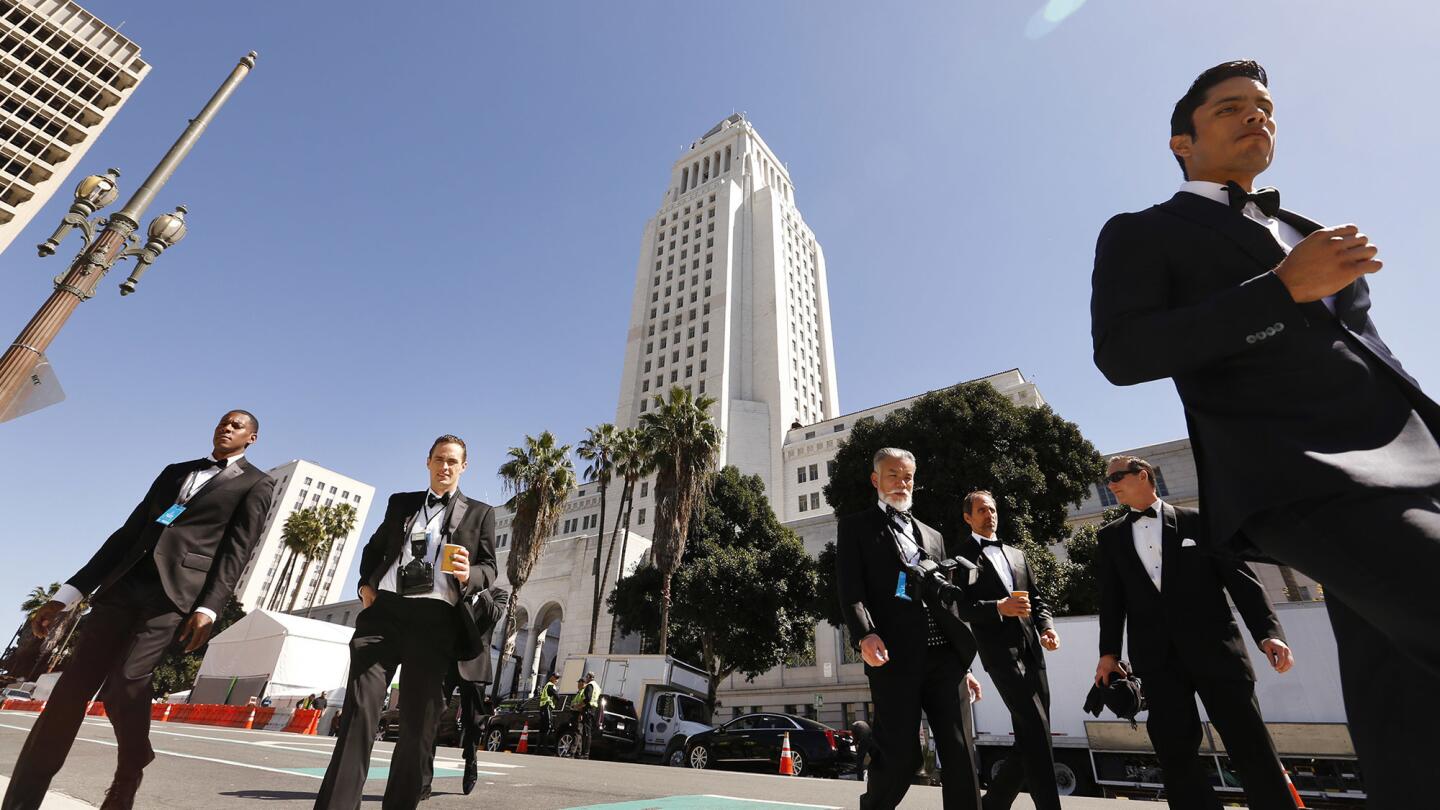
568, 673, 600, 760
538, 673, 560, 752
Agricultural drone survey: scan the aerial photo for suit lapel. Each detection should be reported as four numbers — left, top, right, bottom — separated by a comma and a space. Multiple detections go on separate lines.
1160, 192, 1288, 276
1159, 503, 1180, 595
1109, 522, 1160, 594
186, 458, 250, 506
1001, 544, 1024, 591
446, 491, 470, 539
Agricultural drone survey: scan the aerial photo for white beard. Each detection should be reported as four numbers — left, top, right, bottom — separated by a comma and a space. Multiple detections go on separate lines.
881, 493, 913, 512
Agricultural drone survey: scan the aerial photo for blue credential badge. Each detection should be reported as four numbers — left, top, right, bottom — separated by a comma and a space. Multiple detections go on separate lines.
895, 571, 912, 601
156, 504, 186, 525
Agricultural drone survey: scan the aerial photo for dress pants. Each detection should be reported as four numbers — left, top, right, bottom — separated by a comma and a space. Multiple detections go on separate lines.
1245, 486, 1440, 810
863, 645, 981, 810
1, 563, 183, 810
574, 707, 594, 758
1141, 652, 1294, 810
314, 592, 457, 810
981, 659, 1059, 810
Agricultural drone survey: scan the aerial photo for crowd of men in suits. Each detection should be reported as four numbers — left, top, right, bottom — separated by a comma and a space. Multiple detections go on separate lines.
837, 57, 1440, 810
5, 57, 1440, 810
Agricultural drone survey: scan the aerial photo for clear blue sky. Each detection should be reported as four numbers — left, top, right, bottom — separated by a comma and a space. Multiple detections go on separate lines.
3, 1, 1437, 630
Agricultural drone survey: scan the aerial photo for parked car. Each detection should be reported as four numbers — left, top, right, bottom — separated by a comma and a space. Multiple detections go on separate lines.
2, 687, 34, 701
482, 692, 639, 759
683, 713, 856, 778
376, 690, 465, 746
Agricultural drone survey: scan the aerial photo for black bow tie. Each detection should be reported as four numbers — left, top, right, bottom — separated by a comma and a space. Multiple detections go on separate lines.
885, 505, 911, 522
206, 457, 229, 470
427, 492, 450, 508
1224, 180, 1281, 218
1126, 507, 1158, 524
978, 537, 1004, 550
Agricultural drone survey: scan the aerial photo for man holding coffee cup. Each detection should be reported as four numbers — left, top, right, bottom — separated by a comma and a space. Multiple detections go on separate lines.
955, 491, 1061, 810
314, 435, 497, 810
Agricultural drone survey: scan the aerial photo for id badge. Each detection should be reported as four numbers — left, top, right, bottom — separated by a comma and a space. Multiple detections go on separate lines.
895, 571, 912, 601
157, 504, 186, 526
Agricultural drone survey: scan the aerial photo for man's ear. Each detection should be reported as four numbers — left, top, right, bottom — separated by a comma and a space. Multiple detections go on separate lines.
1169, 134, 1192, 163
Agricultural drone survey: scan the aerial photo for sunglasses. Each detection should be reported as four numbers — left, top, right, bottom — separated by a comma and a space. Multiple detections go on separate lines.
1106, 469, 1141, 484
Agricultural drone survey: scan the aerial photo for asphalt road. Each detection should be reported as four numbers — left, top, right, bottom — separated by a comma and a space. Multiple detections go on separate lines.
0, 710, 1137, 809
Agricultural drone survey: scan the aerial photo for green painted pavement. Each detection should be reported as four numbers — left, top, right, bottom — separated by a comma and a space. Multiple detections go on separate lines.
562, 795, 841, 810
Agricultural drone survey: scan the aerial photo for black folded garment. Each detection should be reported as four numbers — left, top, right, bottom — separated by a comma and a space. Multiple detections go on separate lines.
1083, 660, 1146, 728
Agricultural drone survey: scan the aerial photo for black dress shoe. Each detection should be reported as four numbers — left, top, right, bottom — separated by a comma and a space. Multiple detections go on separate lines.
99, 772, 144, 810
463, 757, 478, 794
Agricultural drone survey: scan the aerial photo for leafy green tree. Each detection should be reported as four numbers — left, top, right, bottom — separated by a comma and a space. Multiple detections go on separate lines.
602, 427, 654, 653
608, 466, 821, 709
302, 503, 359, 609
577, 423, 618, 654
269, 507, 324, 611
150, 596, 246, 698
640, 386, 722, 656
493, 431, 576, 701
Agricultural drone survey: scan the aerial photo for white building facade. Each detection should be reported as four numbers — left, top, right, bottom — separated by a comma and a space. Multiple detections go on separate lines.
0, 0, 149, 254
233, 460, 375, 614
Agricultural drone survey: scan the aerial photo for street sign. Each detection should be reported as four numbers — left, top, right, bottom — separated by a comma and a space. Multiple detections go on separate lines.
0, 353, 63, 424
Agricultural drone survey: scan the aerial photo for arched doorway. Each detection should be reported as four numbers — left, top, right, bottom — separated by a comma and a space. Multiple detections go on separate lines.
521, 602, 563, 697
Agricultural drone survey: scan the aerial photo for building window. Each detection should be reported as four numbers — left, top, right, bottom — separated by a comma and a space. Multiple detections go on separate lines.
834, 423, 845, 432
702, 321, 709, 333
699, 360, 707, 372
640, 481, 649, 498
638, 508, 647, 525
640, 400, 648, 413
810, 493, 820, 510
1153, 467, 1170, 497
341, 490, 349, 499
354, 495, 362, 504
798, 496, 808, 513
701, 340, 708, 352
304, 477, 313, 485
797, 467, 807, 484
1097, 483, 1117, 508
827, 460, 837, 479
808, 463, 818, 480
805, 431, 816, 439
685, 365, 693, 378
642, 381, 650, 392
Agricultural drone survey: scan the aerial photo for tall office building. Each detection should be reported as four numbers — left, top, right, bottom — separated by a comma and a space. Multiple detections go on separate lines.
0, 0, 149, 255
615, 114, 838, 500
232, 460, 375, 613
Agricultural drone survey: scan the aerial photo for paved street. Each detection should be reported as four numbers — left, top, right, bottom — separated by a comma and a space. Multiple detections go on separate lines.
0, 711, 1138, 809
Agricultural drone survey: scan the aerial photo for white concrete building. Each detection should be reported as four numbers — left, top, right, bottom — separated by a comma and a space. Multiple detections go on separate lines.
0, 0, 149, 254
615, 113, 838, 503
233, 460, 375, 614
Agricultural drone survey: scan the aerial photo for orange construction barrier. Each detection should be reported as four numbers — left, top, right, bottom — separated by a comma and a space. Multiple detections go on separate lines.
517, 722, 529, 754
779, 732, 794, 775
1283, 770, 1307, 808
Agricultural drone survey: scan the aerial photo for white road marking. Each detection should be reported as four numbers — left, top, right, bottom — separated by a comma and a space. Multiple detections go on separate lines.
699, 795, 842, 809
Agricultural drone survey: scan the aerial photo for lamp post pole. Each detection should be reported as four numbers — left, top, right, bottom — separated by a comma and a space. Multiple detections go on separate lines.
0, 52, 256, 418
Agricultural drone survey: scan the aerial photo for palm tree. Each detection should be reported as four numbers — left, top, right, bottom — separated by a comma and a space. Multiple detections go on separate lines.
493, 431, 576, 701
602, 427, 653, 653
287, 504, 353, 612
21, 583, 60, 618
577, 423, 618, 654
640, 386, 721, 656
304, 503, 360, 609
269, 508, 324, 611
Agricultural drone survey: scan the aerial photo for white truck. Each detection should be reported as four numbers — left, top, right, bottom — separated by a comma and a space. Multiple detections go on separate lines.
559, 653, 713, 764
967, 601, 1364, 804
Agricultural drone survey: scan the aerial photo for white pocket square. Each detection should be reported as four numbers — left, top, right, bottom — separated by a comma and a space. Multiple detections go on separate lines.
1181, 538, 1198, 548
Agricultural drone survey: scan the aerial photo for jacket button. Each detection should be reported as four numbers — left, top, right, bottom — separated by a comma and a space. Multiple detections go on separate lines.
1274, 322, 1285, 332
1246, 335, 1258, 344
1265, 326, 1277, 337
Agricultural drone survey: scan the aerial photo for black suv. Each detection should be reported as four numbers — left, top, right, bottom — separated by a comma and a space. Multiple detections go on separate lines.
376, 691, 465, 746
482, 692, 639, 759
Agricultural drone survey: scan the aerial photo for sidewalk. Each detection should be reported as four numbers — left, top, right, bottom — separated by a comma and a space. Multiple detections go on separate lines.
0, 775, 96, 809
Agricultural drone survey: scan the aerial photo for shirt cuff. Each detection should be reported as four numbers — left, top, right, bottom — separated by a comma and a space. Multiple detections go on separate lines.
194, 606, 217, 621
52, 584, 86, 609
1261, 637, 1283, 647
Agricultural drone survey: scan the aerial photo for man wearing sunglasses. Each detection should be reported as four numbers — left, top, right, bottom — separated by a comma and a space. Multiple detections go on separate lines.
1094, 455, 1294, 810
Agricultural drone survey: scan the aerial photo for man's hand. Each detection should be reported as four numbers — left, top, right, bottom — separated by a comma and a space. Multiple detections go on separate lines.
965, 672, 983, 703
1040, 628, 1060, 652
1274, 224, 1381, 303
30, 601, 64, 638
998, 594, 1031, 618
859, 633, 890, 667
1095, 654, 1124, 687
177, 612, 215, 653
451, 546, 470, 585
359, 585, 377, 609
1261, 639, 1295, 673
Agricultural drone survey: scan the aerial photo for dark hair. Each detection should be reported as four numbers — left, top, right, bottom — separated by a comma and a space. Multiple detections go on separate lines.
227, 409, 260, 433
962, 490, 995, 515
1109, 455, 1158, 493
1170, 60, 1268, 179
430, 434, 467, 461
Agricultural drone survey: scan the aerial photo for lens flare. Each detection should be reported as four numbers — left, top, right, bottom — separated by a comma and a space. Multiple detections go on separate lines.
1025, 0, 1088, 39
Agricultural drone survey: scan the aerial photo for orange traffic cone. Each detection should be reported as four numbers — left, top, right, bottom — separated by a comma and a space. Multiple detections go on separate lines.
517, 722, 530, 754
160, 704, 172, 723
1283, 769, 1307, 808
779, 732, 795, 775
243, 707, 257, 730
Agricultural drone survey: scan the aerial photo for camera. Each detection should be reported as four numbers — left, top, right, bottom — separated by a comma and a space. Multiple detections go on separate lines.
903, 556, 980, 605
399, 535, 435, 595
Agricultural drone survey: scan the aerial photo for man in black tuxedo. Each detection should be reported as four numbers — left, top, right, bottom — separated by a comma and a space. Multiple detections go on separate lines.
1094, 454, 1295, 809
836, 448, 986, 810
314, 435, 497, 810
420, 585, 507, 798
952, 491, 1061, 810
2, 411, 273, 810
1091, 59, 1440, 806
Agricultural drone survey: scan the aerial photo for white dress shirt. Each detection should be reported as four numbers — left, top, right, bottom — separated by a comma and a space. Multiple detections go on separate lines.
52, 453, 244, 620
1130, 497, 1166, 592
378, 490, 459, 605
1178, 180, 1336, 314
972, 532, 1015, 592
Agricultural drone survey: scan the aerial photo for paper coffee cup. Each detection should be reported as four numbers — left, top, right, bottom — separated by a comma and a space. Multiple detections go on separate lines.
440, 543, 464, 574
1011, 590, 1029, 600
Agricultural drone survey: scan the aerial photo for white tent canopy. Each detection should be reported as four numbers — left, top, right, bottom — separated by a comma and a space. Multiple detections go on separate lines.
195, 609, 353, 702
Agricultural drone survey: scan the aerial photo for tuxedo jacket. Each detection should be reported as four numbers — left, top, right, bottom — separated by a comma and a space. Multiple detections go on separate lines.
835, 505, 984, 671
456, 587, 507, 684
1091, 192, 1440, 553
1096, 503, 1284, 681
952, 534, 1055, 673
68, 457, 274, 615
357, 490, 498, 661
